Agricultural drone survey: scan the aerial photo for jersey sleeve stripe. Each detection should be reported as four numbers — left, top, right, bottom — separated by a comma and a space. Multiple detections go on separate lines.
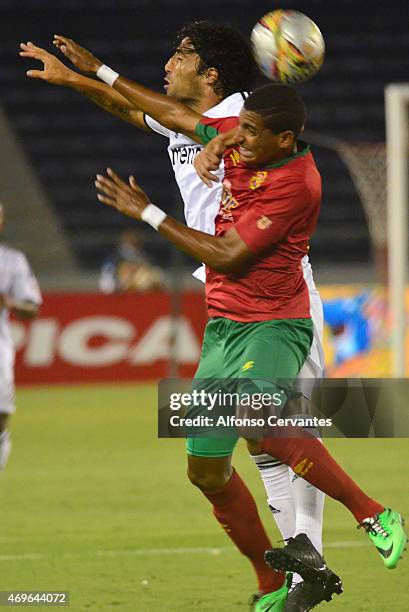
195, 121, 220, 145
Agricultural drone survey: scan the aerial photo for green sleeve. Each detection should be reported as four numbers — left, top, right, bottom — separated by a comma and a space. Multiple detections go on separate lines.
195, 121, 220, 145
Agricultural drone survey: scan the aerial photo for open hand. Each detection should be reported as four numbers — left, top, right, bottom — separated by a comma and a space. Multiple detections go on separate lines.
53, 35, 102, 74
19, 41, 74, 85
95, 168, 150, 221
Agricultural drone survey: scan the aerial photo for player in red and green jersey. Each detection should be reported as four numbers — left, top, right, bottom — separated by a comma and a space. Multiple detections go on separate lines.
95, 82, 407, 611
194, 117, 321, 324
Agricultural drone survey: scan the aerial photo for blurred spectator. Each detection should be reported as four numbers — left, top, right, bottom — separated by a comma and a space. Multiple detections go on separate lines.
99, 229, 163, 293
0, 202, 42, 471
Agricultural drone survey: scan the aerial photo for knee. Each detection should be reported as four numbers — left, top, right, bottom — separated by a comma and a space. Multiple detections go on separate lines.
187, 464, 231, 492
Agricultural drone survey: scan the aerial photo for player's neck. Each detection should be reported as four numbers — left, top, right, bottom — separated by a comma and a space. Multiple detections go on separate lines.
261, 143, 300, 169
282, 143, 298, 159
186, 92, 223, 114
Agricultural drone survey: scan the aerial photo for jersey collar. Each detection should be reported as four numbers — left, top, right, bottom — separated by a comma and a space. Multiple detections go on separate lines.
204, 92, 248, 118
263, 141, 310, 170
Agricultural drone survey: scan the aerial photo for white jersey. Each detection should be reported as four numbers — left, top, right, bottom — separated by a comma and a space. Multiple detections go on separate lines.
145, 92, 248, 235
0, 245, 42, 413
145, 93, 324, 383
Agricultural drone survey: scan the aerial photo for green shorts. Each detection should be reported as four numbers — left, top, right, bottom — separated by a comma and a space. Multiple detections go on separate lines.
186, 317, 313, 457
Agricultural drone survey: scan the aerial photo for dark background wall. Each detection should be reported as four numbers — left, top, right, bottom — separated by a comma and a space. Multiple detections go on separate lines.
2, 0, 409, 271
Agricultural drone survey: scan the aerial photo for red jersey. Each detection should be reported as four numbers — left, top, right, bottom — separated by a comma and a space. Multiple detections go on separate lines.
195, 116, 322, 322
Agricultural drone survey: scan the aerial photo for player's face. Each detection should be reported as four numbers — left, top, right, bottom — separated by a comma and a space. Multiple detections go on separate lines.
236, 110, 295, 167
164, 38, 205, 103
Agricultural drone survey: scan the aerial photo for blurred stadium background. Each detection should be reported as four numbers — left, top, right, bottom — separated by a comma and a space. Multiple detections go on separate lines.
1, 1, 409, 610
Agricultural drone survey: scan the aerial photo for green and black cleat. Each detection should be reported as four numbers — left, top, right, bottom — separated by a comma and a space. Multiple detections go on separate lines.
264, 534, 342, 592
283, 576, 343, 611
248, 580, 289, 611
358, 508, 408, 569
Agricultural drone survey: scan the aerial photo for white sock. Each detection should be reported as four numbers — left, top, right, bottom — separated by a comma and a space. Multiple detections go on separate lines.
253, 453, 324, 586
252, 454, 296, 540
253, 455, 304, 586
289, 468, 325, 554
0, 430, 11, 471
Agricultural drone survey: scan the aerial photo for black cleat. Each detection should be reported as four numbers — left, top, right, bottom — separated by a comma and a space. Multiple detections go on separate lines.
265, 534, 342, 590
283, 576, 343, 611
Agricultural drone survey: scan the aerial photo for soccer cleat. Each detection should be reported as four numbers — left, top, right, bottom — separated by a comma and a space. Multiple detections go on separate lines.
283, 577, 343, 611
249, 580, 289, 611
358, 508, 408, 569
264, 534, 342, 591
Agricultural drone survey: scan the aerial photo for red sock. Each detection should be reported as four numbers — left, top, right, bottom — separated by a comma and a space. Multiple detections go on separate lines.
260, 432, 383, 523
203, 469, 284, 594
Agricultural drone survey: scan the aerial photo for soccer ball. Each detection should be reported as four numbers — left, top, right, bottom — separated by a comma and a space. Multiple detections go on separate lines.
251, 9, 325, 83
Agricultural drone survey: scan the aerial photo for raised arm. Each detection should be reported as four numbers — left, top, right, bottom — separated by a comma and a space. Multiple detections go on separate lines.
20, 38, 202, 140
19, 42, 148, 129
52, 35, 202, 140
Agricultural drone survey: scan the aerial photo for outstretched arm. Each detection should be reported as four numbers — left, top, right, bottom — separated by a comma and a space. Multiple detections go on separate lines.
20, 38, 202, 139
19, 42, 148, 129
52, 35, 202, 140
95, 169, 253, 274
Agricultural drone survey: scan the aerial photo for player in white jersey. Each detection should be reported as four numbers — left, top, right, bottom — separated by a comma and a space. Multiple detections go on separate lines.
21, 24, 326, 609
0, 204, 42, 470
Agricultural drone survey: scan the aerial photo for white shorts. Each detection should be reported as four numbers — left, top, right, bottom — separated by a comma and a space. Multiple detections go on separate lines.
0, 349, 15, 414
294, 285, 325, 400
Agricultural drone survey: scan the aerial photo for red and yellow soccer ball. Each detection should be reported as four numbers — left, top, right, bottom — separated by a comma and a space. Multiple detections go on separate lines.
251, 9, 325, 83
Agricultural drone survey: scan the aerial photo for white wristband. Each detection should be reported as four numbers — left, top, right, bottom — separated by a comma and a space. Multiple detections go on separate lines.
96, 64, 119, 87
141, 203, 167, 230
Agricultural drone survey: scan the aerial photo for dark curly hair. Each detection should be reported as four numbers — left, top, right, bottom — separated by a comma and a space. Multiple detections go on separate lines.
244, 83, 306, 137
174, 21, 258, 98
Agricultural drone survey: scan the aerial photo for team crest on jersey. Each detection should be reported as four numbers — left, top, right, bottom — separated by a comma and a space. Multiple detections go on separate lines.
229, 149, 240, 166
294, 458, 314, 477
256, 216, 272, 230
249, 171, 267, 190
220, 179, 239, 220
